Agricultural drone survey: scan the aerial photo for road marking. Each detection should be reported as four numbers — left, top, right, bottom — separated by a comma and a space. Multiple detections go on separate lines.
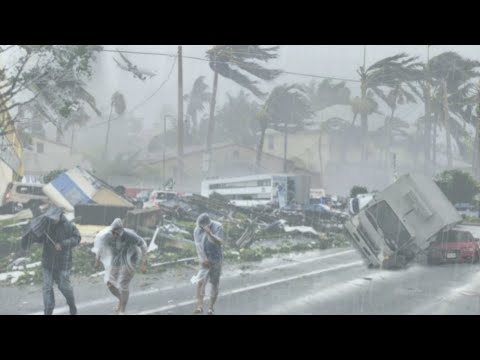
135, 261, 363, 315
262, 265, 421, 314
27, 249, 357, 315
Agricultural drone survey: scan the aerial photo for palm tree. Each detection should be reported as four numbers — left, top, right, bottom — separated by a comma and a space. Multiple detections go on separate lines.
63, 107, 90, 154
205, 45, 281, 173
374, 58, 422, 165
216, 90, 259, 146
304, 79, 351, 111
184, 76, 211, 135
104, 91, 126, 159
255, 84, 313, 171
356, 53, 421, 161
425, 52, 480, 168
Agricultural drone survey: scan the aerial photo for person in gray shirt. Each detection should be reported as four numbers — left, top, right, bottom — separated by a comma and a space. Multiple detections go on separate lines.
193, 213, 224, 315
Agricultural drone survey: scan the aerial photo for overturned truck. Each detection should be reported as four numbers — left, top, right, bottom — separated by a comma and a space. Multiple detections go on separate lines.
344, 173, 462, 269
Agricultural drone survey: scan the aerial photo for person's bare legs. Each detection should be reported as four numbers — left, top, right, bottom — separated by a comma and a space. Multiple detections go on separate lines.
107, 267, 121, 313
195, 279, 207, 313
107, 282, 121, 312
118, 290, 129, 315
208, 284, 219, 314
117, 267, 134, 315
208, 263, 221, 314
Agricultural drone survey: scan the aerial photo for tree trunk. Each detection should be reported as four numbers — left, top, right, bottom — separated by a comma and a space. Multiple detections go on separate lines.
432, 113, 437, 167
192, 111, 198, 134
423, 84, 432, 174
360, 81, 368, 161
56, 122, 62, 143
283, 119, 289, 173
385, 105, 396, 169
70, 125, 75, 155
474, 117, 480, 180
256, 126, 266, 169
318, 131, 324, 187
442, 80, 452, 168
474, 86, 480, 180
104, 103, 114, 161
351, 112, 358, 127
206, 70, 219, 175
177, 46, 184, 181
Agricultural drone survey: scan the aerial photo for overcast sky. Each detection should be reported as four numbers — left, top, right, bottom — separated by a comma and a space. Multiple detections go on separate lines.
87, 45, 480, 129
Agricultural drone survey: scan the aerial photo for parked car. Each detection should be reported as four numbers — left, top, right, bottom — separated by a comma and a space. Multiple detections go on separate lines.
144, 190, 178, 208
427, 227, 480, 265
454, 203, 475, 212
135, 190, 152, 203
304, 203, 349, 222
2, 182, 49, 213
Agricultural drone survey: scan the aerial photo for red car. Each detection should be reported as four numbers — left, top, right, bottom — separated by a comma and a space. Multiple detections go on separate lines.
427, 228, 480, 265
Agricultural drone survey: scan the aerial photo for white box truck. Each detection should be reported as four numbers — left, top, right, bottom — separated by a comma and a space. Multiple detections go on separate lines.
344, 173, 462, 269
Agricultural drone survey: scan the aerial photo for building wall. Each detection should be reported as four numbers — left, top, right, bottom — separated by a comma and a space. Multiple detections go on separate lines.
0, 161, 13, 205
158, 145, 295, 193
23, 137, 90, 179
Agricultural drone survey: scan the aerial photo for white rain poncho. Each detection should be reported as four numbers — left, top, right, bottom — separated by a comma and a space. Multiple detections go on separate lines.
190, 213, 224, 284
92, 218, 147, 285
191, 213, 210, 284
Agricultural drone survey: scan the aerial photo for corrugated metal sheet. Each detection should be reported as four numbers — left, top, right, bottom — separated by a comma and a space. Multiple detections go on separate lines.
43, 167, 134, 212
51, 173, 92, 206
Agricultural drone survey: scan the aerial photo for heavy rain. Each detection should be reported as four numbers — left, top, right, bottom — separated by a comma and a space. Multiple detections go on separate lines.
1, 45, 480, 315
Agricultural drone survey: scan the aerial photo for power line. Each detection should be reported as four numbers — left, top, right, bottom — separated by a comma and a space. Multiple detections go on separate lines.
86, 57, 177, 129
100, 48, 361, 83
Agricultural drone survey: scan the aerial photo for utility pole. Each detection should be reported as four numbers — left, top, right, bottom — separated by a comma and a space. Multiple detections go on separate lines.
424, 45, 432, 175
442, 79, 452, 168
177, 46, 184, 183
163, 114, 175, 189
163, 115, 167, 188
475, 82, 480, 180
104, 101, 113, 160
283, 120, 288, 173
361, 45, 369, 161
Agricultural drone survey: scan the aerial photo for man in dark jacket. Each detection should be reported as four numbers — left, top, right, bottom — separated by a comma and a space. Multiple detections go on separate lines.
21, 207, 81, 315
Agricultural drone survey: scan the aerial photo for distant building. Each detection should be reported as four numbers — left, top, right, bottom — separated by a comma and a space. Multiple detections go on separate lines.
23, 136, 91, 182
145, 142, 322, 193
0, 109, 23, 204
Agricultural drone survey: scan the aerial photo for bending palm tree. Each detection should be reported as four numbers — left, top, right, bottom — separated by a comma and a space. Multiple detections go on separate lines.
356, 53, 421, 161
205, 45, 281, 173
426, 52, 480, 168
185, 76, 211, 135
255, 84, 313, 171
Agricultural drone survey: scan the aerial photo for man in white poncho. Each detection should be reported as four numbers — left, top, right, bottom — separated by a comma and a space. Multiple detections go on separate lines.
92, 218, 148, 315
192, 213, 224, 315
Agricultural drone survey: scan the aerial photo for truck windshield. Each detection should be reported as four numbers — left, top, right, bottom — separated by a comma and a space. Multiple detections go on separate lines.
366, 200, 412, 249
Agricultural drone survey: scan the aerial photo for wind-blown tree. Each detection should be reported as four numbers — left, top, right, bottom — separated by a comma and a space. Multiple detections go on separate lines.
425, 52, 480, 168
205, 45, 282, 172
184, 76, 211, 135
372, 56, 422, 164
3, 45, 102, 140
104, 91, 126, 159
356, 53, 421, 161
256, 84, 313, 169
304, 79, 351, 111
216, 90, 259, 146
